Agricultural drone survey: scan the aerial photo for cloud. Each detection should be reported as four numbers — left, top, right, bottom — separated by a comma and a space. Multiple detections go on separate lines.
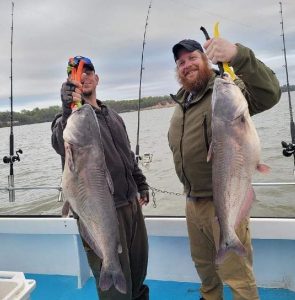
0, 0, 294, 111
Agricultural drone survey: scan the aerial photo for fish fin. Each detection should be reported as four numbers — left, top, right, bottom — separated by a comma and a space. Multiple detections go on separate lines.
99, 264, 127, 294
79, 219, 103, 259
257, 163, 271, 174
207, 142, 213, 162
216, 233, 246, 264
61, 200, 71, 217
65, 143, 75, 172
113, 270, 127, 294
212, 217, 220, 252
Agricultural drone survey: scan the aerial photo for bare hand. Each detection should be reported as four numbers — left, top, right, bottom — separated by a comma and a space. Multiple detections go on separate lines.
203, 38, 237, 65
138, 190, 149, 206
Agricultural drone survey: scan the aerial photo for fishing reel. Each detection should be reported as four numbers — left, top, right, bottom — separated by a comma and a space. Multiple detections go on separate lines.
141, 153, 153, 166
135, 152, 153, 167
3, 149, 23, 164
281, 141, 295, 157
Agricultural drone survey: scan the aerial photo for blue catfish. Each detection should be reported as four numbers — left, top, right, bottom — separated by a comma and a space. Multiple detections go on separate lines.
62, 104, 126, 293
208, 75, 269, 264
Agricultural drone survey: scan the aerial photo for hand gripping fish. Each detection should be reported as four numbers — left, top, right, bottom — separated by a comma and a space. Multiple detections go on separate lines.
62, 104, 127, 293
208, 75, 270, 264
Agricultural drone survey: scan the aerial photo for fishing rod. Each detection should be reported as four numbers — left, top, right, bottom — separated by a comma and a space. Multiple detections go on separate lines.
2, 2, 22, 202
135, 0, 152, 163
279, 2, 295, 170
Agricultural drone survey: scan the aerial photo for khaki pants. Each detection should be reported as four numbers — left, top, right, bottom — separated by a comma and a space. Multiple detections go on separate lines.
79, 200, 149, 300
186, 199, 259, 300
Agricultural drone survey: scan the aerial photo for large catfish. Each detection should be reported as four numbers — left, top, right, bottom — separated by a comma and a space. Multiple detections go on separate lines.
62, 104, 126, 293
207, 75, 269, 264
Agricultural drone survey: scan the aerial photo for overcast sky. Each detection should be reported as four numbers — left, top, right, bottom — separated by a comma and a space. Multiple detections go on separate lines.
0, 0, 294, 111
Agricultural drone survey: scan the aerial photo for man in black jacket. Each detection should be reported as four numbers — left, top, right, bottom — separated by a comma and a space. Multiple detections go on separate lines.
51, 56, 149, 300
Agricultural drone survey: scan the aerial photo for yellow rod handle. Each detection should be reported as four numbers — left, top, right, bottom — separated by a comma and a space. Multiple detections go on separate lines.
213, 22, 236, 80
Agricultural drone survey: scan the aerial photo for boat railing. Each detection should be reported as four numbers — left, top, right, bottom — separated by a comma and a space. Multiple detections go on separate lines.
0, 180, 62, 203
252, 182, 295, 186
0, 186, 62, 191
0, 181, 294, 203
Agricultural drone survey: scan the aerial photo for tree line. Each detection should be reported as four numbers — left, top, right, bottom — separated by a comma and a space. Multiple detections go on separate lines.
0, 96, 174, 128
1, 85, 294, 128
281, 84, 295, 93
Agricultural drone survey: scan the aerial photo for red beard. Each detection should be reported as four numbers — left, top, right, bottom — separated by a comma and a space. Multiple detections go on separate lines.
177, 61, 213, 93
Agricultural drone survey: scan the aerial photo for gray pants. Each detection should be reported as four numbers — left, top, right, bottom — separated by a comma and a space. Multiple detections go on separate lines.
79, 200, 149, 300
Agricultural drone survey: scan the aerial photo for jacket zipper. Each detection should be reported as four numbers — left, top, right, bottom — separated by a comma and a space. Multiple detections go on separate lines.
179, 105, 192, 197
170, 93, 194, 196
203, 114, 210, 152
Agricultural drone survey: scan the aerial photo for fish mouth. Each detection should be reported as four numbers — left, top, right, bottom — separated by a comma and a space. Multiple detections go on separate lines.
70, 104, 93, 116
220, 72, 233, 81
213, 77, 236, 94
215, 75, 234, 84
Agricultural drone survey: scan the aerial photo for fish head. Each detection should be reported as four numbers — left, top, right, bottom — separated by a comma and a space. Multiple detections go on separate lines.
63, 104, 96, 146
212, 75, 248, 122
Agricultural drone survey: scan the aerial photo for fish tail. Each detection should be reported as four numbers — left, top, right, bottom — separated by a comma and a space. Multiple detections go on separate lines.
99, 264, 127, 294
215, 234, 246, 264
113, 270, 127, 294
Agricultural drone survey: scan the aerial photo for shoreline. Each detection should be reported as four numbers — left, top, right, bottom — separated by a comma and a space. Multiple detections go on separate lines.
0, 104, 177, 128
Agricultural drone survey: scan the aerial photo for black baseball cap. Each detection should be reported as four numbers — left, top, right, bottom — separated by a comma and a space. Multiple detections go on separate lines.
172, 39, 204, 61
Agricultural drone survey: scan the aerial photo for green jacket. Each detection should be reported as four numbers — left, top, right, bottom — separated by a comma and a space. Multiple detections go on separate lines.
168, 44, 281, 197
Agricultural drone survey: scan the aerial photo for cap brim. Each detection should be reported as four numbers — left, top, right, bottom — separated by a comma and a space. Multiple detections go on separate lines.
84, 64, 95, 71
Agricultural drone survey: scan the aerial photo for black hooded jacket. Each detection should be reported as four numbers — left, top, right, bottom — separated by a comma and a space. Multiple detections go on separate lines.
51, 101, 148, 208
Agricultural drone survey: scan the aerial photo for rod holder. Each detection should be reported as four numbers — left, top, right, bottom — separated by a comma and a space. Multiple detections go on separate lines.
8, 175, 15, 202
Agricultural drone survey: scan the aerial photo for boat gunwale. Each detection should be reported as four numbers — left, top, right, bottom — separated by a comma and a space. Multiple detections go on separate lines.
0, 216, 295, 239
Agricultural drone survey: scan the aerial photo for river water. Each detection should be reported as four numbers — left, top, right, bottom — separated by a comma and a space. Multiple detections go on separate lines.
0, 92, 294, 217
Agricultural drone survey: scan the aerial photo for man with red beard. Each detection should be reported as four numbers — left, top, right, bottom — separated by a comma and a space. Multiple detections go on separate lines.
168, 39, 281, 300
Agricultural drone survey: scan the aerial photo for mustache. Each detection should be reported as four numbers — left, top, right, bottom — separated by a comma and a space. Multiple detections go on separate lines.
176, 64, 212, 92
183, 66, 199, 76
